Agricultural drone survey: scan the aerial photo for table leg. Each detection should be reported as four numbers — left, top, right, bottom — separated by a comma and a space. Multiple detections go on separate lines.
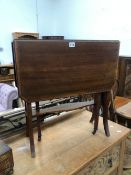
92, 93, 101, 135
36, 102, 41, 141
25, 102, 29, 137
102, 92, 110, 137
26, 102, 35, 158
109, 90, 116, 122
90, 105, 95, 123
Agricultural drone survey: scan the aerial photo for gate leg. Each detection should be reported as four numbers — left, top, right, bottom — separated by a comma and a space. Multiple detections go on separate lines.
92, 93, 101, 135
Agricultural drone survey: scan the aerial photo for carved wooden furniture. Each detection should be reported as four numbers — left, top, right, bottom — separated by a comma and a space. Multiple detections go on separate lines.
115, 96, 131, 128
9, 110, 130, 175
118, 56, 131, 98
12, 32, 39, 40
42, 36, 64, 40
0, 141, 14, 175
0, 64, 14, 83
12, 40, 119, 157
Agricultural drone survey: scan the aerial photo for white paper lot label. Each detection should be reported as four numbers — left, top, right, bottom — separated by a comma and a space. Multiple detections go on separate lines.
69, 42, 75, 47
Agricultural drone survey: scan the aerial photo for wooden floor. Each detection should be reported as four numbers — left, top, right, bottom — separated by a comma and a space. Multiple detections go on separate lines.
5, 109, 130, 175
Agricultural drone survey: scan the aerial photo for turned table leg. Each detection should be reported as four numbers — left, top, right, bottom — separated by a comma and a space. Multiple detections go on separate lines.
90, 105, 95, 123
26, 102, 35, 158
25, 102, 29, 137
102, 92, 110, 137
92, 93, 101, 135
36, 102, 42, 141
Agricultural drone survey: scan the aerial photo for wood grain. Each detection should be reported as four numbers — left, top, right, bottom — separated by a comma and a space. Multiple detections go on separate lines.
13, 40, 119, 102
6, 110, 130, 175
12, 40, 120, 156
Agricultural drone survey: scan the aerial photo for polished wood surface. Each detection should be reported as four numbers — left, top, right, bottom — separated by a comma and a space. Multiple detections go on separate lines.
115, 96, 131, 118
13, 40, 119, 102
115, 96, 131, 127
115, 96, 131, 108
6, 110, 130, 175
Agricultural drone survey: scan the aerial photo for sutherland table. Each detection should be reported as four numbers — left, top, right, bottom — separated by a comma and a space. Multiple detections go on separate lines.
12, 40, 120, 157
8, 110, 130, 175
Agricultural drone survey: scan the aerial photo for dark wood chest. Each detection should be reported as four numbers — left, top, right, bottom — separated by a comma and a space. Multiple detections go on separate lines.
118, 56, 131, 98
0, 142, 14, 175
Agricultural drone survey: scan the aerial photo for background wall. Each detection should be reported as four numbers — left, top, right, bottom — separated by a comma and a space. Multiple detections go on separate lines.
37, 0, 57, 36
55, 0, 131, 55
0, 0, 37, 64
0, 0, 56, 64
0, 0, 131, 64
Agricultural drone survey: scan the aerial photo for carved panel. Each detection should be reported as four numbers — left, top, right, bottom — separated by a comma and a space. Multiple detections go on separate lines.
124, 63, 131, 97
76, 145, 120, 175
